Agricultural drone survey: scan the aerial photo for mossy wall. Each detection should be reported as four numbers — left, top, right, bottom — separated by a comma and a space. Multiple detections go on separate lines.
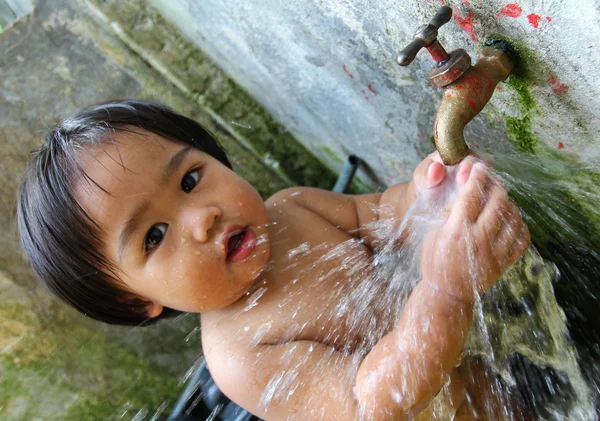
0, 0, 335, 418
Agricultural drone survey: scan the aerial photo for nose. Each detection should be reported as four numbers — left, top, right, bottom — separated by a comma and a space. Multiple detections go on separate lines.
181, 205, 222, 243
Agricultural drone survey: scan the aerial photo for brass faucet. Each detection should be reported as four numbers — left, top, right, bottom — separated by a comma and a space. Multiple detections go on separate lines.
398, 6, 514, 165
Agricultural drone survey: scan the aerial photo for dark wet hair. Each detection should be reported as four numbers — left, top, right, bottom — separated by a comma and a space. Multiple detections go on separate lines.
17, 100, 231, 325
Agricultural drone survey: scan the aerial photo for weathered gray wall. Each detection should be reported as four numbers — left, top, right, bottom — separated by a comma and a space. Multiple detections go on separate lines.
145, 0, 600, 406
0, 0, 314, 418
151, 0, 600, 182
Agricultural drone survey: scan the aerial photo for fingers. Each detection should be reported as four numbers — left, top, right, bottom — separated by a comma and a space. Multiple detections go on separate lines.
452, 163, 491, 223
414, 151, 491, 190
494, 202, 530, 266
428, 161, 446, 186
477, 180, 509, 238
454, 154, 492, 185
413, 154, 446, 189
509, 222, 530, 262
495, 202, 521, 246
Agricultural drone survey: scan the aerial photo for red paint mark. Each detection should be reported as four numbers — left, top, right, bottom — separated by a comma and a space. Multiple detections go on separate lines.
528, 13, 541, 28
474, 143, 480, 149
367, 84, 378, 96
496, 85, 504, 92
549, 75, 568, 95
461, 0, 470, 5
453, 8, 478, 42
467, 97, 477, 110
497, 3, 523, 18
558, 142, 564, 149
546, 16, 552, 22
343, 64, 354, 79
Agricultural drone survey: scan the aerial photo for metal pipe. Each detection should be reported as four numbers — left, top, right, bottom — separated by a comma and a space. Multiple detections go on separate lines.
333, 155, 363, 193
434, 47, 514, 165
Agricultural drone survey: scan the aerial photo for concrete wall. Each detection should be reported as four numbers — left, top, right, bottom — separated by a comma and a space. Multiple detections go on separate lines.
0, 0, 322, 418
147, 0, 600, 403
151, 0, 600, 183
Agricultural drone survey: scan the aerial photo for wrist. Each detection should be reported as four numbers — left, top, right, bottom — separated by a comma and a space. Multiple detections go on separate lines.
420, 281, 475, 307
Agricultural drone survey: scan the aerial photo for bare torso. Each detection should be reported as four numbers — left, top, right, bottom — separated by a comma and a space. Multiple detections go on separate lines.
201, 190, 526, 421
201, 195, 458, 420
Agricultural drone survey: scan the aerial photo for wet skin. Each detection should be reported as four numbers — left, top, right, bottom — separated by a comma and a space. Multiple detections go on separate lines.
74, 130, 270, 315
75, 129, 529, 420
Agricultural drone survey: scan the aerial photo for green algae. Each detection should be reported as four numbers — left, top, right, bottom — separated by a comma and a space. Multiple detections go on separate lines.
506, 75, 536, 113
495, 155, 600, 391
484, 35, 540, 152
504, 75, 538, 152
575, 118, 589, 134
319, 145, 345, 165
0, 302, 181, 421
479, 31, 600, 391
505, 115, 536, 153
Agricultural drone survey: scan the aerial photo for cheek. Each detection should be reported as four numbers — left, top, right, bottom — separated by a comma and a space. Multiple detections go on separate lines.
175, 254, 228, 296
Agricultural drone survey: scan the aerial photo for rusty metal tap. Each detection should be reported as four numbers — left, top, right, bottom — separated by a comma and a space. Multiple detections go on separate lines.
398, 6, 514, 165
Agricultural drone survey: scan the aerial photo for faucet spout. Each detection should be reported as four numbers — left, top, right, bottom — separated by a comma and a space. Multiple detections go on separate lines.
397, 6, 516, 165
435, 47, 514, 165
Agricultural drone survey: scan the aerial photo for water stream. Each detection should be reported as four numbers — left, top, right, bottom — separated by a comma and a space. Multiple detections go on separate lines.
218, 151, 599, 420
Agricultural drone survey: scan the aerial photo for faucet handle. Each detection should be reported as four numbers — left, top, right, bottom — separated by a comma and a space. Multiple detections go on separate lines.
397, 6, 471, 88
397, 6, 453, 66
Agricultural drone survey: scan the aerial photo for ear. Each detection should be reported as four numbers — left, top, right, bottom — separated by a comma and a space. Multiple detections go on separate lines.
146, 301, 164, 318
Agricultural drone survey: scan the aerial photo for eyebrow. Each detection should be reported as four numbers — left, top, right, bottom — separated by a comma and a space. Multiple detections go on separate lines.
162, 146, 193, 185
118, 146, 194, 261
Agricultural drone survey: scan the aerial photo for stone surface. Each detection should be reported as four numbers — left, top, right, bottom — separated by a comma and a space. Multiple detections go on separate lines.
0, 0, 304, 418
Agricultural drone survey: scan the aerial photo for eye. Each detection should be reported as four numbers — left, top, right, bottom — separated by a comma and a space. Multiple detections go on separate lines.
181, 169, 200, 193
145, 223, 167, 252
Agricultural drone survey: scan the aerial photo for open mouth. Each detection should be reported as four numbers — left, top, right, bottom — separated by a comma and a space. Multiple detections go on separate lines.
226, 227, 257, 263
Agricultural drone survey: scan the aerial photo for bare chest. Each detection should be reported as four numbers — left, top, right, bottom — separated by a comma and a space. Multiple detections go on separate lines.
208, 220, 399, 354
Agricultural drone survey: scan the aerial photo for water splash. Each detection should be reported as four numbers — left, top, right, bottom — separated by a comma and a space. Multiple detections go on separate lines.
237, 152, 598, 420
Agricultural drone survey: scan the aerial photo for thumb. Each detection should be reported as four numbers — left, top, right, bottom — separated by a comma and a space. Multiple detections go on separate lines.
414, 154, 446, 189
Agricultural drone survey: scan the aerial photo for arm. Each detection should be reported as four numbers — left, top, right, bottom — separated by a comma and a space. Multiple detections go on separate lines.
355, 160, 530, 418
355, 284, 473, 419
204, 284, 472, 421
266, 153, 444, 251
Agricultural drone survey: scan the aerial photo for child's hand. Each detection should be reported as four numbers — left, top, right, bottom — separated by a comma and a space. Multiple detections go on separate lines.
420, 157, 530, 303
410, 151, 447, 193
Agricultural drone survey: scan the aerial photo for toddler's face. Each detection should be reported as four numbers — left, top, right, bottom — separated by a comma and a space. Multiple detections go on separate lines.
74, 129, 270, 316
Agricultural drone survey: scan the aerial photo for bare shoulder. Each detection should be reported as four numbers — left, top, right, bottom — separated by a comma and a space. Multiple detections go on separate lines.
266, 186, 381, 249
265, 186, 322, 208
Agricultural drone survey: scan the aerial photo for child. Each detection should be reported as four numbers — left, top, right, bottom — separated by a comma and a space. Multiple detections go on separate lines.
17, 100, 530, 420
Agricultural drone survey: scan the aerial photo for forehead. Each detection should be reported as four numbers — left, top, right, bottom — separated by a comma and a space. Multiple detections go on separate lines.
76, 129, 181, 193
73, 130, 184, 230
79, 129, 173, 170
